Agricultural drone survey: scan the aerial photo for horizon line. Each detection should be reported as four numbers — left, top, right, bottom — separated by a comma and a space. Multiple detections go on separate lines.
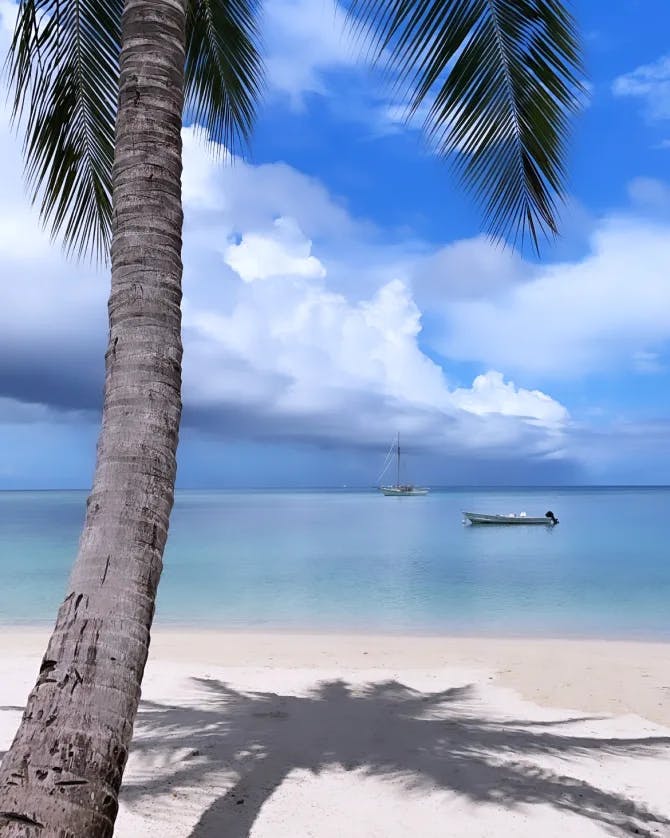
1, 484, 669, 492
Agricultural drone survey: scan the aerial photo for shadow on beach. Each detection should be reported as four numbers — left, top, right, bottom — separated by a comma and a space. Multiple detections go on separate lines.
120, 677, 670, 838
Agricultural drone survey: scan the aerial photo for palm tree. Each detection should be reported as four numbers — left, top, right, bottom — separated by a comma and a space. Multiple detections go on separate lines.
0, 0, 582, 834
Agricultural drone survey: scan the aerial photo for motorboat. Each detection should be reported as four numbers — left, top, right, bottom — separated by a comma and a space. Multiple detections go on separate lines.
464, 511, 559, 526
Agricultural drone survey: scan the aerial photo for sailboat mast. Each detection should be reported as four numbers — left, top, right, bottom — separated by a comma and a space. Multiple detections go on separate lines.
396, 432, 400, 487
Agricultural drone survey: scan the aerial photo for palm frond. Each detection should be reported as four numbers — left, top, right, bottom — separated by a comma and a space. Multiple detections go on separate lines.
185, 0, 264, 152
349, 0, 584, 250
5, 0, 121, 260
5, 0, 262, 261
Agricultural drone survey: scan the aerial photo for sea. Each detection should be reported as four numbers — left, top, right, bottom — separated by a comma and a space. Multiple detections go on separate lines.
1, 487, 669, 639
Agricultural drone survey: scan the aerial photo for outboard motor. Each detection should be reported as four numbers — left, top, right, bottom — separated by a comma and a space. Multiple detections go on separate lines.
545, 510, 559, 525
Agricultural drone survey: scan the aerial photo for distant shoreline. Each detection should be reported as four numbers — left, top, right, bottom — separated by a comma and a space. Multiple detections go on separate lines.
2, 485, 670, 492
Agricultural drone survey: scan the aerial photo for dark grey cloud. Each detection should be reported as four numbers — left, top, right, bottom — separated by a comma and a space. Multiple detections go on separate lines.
0, 349, 103, 413
180, 385, 582, 486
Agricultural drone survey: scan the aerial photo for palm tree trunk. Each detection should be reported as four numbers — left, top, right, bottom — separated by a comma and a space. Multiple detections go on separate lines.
0, 0, 186, 833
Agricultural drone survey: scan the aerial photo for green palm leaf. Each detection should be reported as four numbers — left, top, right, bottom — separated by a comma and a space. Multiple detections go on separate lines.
185, 0, 264, 150
6, 0, 121, 260
5, 0, 263, 259
350, 0, 584, 250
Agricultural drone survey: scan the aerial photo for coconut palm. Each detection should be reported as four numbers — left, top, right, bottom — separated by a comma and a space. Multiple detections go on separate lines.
0, 0, 582, 834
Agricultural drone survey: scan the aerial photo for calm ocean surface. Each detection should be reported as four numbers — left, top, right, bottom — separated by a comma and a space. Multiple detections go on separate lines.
1, 488, 669, 639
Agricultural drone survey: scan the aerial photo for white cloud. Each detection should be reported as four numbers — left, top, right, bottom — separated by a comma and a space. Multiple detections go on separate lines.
0, 5, 635, 475
177, 132, 572, 458
0, 82, 570, 466
224, 217, 326, 282
3, 0, 670, 482
632, 350, 664, 374
410, 235, 532, 303
263, 0, 358, 107
182, 265, 568, 456
368, 97, 435, 140
451, 372, 568, 427
259, 0, 445, 145
1, 0, 361, 114
627, 176, 670, 210
181, 129, 357, 240
612, 54, 670, 120
439, 214, 670, 378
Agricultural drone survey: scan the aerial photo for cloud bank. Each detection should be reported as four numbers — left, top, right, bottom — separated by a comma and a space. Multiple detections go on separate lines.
2, 0, 670, 483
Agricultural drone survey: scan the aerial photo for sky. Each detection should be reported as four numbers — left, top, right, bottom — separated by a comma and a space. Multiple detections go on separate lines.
0, 0, 669, 488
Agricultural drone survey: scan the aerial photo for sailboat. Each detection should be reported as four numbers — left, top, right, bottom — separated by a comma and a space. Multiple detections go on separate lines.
379, 433, 429, 496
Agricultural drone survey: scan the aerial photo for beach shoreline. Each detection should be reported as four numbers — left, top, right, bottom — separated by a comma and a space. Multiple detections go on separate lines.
2, 628, 669, 725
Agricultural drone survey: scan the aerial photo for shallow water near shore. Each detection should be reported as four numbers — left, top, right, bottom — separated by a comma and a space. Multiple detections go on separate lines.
1, 487, 669, 639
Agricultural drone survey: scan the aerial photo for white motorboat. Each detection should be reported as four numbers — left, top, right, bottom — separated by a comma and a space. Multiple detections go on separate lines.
464, 511, 559, 526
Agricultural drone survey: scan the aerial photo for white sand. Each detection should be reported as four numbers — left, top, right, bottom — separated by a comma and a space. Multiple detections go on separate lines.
2, 630, 670, 837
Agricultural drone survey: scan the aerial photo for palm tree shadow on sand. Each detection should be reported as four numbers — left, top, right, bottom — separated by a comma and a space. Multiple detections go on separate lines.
122, 678, 670, 838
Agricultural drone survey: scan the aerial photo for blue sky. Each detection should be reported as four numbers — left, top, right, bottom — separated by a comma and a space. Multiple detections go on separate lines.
0, 0, 669, 487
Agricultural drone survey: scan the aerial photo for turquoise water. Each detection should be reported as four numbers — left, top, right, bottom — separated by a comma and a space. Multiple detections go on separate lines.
1, 488, 669, 638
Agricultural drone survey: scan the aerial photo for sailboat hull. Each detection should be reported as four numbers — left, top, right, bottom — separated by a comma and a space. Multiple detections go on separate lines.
380, 487, 429, 496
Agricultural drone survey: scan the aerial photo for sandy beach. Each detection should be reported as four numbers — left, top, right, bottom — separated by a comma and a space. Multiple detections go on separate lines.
1, 630, 669, 836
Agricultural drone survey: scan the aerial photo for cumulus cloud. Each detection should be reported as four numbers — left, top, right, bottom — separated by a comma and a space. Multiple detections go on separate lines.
4, 1, 670, 484
0, 92, 570, 473
439, 214, 670, 378
181, 130, 357, 240
3, 92, 670, 479
182, 248, 567, 457
224, 217, 326, 282
3, 0, 663, 480
176, 132, 571, 460
263, 0, 358, 107
451, 372, 568, 426
258, 0, 447, 144
612, 54, 670, 121
627, 176, 670, 210
410, 235, 532, 303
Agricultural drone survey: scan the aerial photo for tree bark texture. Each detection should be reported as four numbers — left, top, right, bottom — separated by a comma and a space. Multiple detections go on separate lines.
0, 0, 186, 833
